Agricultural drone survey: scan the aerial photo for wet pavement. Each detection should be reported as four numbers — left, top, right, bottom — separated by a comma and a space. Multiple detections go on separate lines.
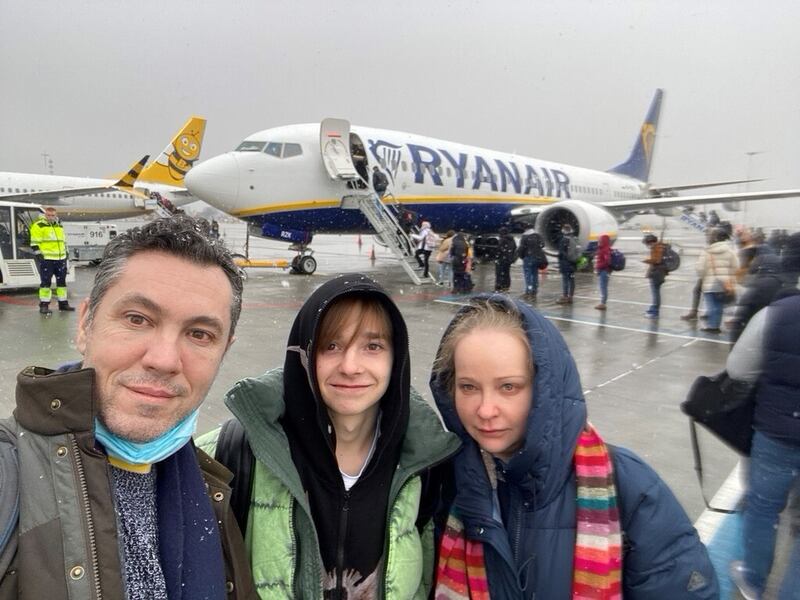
4, 218, 795, 596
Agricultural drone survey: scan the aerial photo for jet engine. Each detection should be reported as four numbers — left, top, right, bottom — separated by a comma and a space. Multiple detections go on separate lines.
535, 200, 619, 253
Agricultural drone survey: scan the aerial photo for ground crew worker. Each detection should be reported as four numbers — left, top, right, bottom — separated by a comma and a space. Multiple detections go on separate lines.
29, 206, 74, 314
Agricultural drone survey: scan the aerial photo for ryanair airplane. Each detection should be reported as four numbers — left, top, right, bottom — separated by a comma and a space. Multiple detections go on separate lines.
0, 117, 206, 220
185, 90, 799, 274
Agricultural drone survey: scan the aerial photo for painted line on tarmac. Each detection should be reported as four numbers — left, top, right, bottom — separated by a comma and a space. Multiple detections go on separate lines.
435, 296, 732, 345
696, 461, 745, 543
570, 294, 691, 311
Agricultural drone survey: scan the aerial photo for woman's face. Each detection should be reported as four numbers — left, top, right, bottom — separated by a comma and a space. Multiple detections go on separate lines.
453, 327, 533, 461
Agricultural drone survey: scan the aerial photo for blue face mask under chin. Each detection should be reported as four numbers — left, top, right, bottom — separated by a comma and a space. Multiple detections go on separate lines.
94, 409, 200, 467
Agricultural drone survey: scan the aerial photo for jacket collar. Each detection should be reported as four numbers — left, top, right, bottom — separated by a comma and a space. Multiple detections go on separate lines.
15, 365, 97, 435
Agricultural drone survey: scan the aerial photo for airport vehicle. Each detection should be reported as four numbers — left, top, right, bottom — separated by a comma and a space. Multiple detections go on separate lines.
0, 116, 206, 220
185, 91, 800, 281
62, 221, 118, 263
0, 200, 75, 290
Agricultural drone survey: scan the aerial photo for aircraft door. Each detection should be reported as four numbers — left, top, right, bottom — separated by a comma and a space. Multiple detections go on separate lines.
320, 118, 359, 180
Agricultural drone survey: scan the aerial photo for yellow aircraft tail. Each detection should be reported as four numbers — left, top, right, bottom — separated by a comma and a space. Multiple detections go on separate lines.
139, 116, 206, 186
113, 155, 149, 188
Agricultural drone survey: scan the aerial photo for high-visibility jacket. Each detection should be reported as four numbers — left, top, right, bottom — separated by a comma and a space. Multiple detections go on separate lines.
29, 216, 67, 260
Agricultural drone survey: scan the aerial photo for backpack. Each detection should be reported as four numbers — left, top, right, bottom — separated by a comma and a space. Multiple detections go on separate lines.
661, 243, 681, 272
565, 236, 581, 263
609, 249, 626, 271
373, 171, 388, 193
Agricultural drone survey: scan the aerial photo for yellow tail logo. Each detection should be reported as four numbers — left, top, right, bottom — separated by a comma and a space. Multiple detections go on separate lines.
140, 116, 206, 186
641, 122, 656, 164
113, 155, 149, 188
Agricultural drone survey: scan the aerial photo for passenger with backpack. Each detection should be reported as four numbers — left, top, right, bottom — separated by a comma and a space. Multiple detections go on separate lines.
450, 232, 473, 293
372, 165, 389, 198
517, 228, 547, 300
642, 233, 669, 318
494, 227, 517, 292
556, 224, 579, 304
594, 234, 612, 310
197, 274, 460, 599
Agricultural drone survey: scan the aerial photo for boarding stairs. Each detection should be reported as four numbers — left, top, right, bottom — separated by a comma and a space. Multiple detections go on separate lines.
340, 192, 436, 285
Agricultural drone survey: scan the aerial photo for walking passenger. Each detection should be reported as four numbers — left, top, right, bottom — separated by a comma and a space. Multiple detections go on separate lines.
0, 216, 257, 598
517, 228, 547, 300
430, 296, 719, 599
695, 227, 738, 334
556, 224, 578, 304
594, 233, 612, 310
727, 294, 800, 600
436, 230, 456, 287
451, 232, 472, 293
643, 233, 667, 318
494, 227, 517, 292
198, 274, 460, 598
412, 220, 436, 278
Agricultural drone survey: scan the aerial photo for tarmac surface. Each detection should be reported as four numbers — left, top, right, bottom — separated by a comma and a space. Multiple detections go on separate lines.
0, 218, 792, 597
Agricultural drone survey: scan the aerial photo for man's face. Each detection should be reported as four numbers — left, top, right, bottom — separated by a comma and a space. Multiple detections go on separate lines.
76, 250, 234, 442
45, 209, 57, 223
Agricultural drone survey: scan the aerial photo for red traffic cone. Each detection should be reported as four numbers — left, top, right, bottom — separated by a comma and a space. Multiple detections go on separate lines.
357, 234, 363, 247
369, 245, 376, 262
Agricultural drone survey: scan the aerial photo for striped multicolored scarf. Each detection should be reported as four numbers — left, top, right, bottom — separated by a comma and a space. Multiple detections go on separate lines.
435, 424, 621, 599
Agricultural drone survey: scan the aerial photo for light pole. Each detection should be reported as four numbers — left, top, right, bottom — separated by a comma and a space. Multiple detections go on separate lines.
744, 151, 763, 225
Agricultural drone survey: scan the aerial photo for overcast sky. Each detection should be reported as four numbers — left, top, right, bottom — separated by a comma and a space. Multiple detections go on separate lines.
1, 0, 798, 226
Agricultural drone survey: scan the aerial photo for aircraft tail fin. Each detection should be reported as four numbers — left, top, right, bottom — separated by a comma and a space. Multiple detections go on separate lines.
113, 155, 149, 188
139, 116, 207, 186
608, 89, 663, 182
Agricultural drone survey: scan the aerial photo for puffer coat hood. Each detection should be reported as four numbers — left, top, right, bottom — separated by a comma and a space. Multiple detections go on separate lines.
431, 294, 586, 509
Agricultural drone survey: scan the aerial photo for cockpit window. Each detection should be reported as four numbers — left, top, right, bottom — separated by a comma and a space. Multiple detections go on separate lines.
264, 142, 283, 157
235, 141, 266, 152
283, 143, 303, 158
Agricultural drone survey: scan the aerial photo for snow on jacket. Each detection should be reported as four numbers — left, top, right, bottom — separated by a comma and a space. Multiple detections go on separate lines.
696, 240, 739, 293
430, 296, 719, 599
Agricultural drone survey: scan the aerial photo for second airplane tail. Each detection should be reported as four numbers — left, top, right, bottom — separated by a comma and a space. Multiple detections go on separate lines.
608, 89, 663, 183
139, 116, 207, 186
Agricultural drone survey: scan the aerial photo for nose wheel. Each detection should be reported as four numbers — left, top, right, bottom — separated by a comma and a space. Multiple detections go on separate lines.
291, 251, 317, 275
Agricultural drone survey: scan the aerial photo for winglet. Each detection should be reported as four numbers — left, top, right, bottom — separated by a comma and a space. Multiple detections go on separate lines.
113, 155, 149, 188
139, 116, 207, 185
608, 89, 663, 182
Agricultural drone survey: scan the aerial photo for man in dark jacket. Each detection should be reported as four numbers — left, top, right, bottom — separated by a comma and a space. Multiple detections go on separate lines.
0, 216, 256, 599
556, 224, 578, 304
517, 228, 546, 299
494, 227, 517, 292
372, 166, 389, 198
727, 294, 800, 599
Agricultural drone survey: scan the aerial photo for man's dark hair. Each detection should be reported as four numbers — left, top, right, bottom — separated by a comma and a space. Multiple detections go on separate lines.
86, 215, 243, 336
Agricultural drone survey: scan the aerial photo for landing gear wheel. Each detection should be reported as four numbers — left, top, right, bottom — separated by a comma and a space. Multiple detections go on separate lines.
299, 255, 317, 274
290, 254, 317, 275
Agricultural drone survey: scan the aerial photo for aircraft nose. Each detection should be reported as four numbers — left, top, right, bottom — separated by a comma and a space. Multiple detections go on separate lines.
185, 153, 240, 212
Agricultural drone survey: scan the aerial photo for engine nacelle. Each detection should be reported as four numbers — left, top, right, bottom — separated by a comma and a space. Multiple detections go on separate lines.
535, 200, 618, 254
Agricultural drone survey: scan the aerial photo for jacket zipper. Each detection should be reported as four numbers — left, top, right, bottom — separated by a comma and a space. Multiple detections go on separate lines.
289, 500, 299, 596
335, 491, 351, 597
69, 434, 102, 599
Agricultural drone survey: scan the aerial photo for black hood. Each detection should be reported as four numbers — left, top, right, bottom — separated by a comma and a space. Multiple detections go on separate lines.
280, 273, 411, 590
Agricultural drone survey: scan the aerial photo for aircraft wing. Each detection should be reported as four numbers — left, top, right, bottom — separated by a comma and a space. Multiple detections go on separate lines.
0, 155, 151, 204
0, 186, 117, 204
601, 188, 800, 212
648, 179, 764, 195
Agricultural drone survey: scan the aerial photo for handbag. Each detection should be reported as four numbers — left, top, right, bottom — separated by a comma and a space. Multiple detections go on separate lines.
680, 371, 756, 512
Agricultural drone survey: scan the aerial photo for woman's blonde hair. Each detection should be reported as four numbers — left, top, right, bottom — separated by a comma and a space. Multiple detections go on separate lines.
433, 298, 533, 396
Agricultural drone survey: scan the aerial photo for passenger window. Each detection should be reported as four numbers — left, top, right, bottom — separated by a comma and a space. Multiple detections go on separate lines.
412, 163, 417, 173
264, 143, 283, 157
235, 141, 266, 152
283, 143, 303, 158
446, 167, 452, 177
401, 161, 407, 172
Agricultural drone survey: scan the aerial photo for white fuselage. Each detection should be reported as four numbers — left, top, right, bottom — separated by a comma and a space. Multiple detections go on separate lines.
0, 172, 193, 220
186, 123, 640, 242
